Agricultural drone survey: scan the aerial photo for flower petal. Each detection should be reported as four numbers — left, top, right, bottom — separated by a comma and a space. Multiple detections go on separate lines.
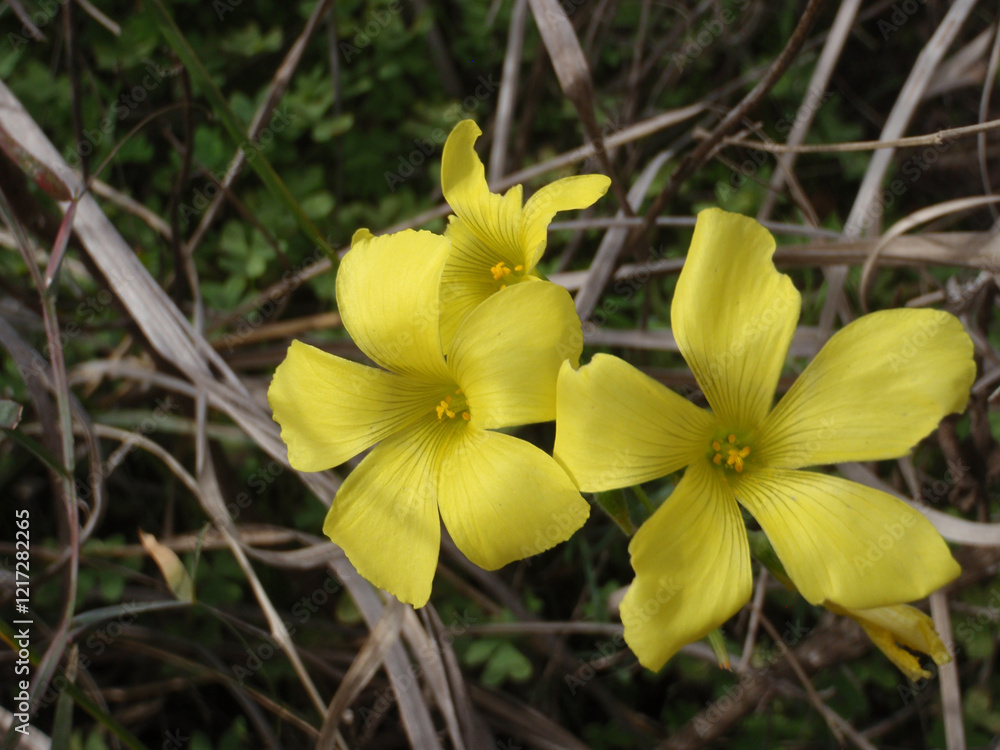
449, 282, 582, 429
520, 174, 610, 268
554, 354, 715, 491
671, 208, 800, 428
268, 340, 442, 471
756, 309, 975, 468
323, 421, 445, 607
620, 460, 753, 671
440, 120, 522, 257
436, 427, 589, 570
336, 228, 451, 380
439, 120, 531, 348
833, 602, 951, 680
734, 468, 960, 610
439, 214, 528, 351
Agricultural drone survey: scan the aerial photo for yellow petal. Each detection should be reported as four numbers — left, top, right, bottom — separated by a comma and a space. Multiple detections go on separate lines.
436, 427, 589, 570
268, 340, 442, 471
756, 309, 975, 468
336, 228, 450, 380
323, 421, 446, 607
438, 220, 518, 352
832, 602, 951, 680
671, 208, 800, 428
620, 460, 753, 671
734, 468, 961, 609
520, 174, 610, 268
449, 283, 582, 429
554, 354, 715, 491
440, 121, 521, 256
439, 120, 529, 349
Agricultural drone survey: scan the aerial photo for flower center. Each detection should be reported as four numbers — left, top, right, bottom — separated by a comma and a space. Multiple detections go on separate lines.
435, 387, 471, 423
710, 433, 752, 473
490, 261, 525, 290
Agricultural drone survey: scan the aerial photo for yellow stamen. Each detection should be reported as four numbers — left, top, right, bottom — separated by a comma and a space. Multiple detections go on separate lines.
514, 264, 524, 271
436, 400, 455, 420
491, 261, 513, 280
436, 388, 470, 422
711, 434, 752, 473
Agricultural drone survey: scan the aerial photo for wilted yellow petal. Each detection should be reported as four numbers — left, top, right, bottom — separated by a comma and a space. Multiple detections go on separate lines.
554, 354, 714, 491
735, 468, 961, 609
449, 283, 581, 429
756, 308, 975, 468
832, 602, 951, 681
620, 460, 752, 671
323, 421, 446, 607
337, 228, 451, 380
139, 530, 195, 603
436, 428, 589, 570
672, 209, 800, 428
268, 340, 443, 471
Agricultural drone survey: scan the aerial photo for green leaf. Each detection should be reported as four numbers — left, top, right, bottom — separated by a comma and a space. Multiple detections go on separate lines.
311, 113, 354, 142
593, 489, 634, 535
481, 642, 532, 686
144, 0, 335, 266
464, 639, 498, 667
706, 629, 731, 670
0, 399, 22, 429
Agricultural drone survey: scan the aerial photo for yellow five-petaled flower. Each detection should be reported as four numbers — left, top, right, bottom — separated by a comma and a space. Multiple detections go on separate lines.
554, 208, 975, 670
269, 228, 590, 607
437, 119, 611, 348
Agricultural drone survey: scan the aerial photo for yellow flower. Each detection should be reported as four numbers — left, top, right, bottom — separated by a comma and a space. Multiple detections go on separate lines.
269, 228, 589, 607
554, 208, 974, 670
830, 602, 951, 681
752, 530, 951, 681
438, 119, 611, 348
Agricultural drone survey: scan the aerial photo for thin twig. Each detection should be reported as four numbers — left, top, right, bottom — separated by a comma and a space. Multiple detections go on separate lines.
725, 117, 1000, 154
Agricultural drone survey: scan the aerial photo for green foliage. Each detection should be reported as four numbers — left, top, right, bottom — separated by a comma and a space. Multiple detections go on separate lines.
2, 1, 998, 748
